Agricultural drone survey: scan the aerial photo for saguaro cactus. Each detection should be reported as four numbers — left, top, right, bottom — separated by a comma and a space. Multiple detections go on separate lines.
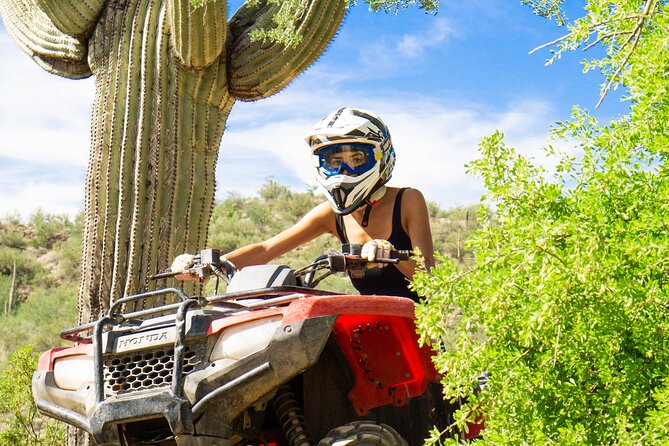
0, 0, 347, 321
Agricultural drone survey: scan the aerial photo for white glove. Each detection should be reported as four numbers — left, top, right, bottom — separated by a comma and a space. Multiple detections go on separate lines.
361, 239, 393, 264
170, 253, 196, 280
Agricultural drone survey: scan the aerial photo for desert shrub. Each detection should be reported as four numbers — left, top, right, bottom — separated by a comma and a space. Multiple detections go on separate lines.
0, 345, 65, 446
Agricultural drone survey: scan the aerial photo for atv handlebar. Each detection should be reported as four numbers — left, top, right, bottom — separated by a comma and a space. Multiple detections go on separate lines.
294, 244, 412, 288
150, 245, 412, 287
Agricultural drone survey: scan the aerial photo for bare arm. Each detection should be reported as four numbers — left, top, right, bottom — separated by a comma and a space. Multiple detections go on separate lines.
396, 188, 435, 279
224, 202, 334, 269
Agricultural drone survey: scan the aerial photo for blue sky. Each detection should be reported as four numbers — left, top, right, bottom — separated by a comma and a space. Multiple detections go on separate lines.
0, 0, 628, 218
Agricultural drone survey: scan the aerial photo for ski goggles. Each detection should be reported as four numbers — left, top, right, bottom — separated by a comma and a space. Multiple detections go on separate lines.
316, 143, 380, 177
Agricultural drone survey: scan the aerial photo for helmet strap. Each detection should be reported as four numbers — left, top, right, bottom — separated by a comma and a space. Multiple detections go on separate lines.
360, 186, 387, 228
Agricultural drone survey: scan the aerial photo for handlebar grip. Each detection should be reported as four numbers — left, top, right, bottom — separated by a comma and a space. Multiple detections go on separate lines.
342, 244, 412, 261
391, 250, 412, 261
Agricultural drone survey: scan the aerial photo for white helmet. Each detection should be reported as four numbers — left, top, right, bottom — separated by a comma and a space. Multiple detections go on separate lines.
305, 107, 396, 215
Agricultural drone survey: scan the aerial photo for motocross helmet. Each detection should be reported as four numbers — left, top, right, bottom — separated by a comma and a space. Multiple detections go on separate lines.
306, 107, 396, 215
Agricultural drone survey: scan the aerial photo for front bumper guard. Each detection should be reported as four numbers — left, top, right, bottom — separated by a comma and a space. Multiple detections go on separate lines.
33, 289, 336, 445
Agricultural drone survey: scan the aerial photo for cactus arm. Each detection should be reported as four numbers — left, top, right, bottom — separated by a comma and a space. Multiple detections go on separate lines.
227, 0, 347, 101
34, 0, 106, 38
167, 0, 227, 69
0, 0, 92, 78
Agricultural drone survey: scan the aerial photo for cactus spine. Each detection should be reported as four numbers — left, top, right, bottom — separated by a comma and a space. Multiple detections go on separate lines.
0, 0, 347, 323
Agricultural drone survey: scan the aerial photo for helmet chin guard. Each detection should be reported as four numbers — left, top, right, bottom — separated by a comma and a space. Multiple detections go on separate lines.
316, 172, 388, 215
306, 107, 396, 214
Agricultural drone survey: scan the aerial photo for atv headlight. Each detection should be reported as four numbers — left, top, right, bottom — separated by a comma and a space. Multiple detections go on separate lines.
53, 355, 94, 391
210, 316, 283, 361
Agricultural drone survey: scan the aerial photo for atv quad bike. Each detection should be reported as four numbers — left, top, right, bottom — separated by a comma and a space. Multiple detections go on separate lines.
33, 246, 483, 445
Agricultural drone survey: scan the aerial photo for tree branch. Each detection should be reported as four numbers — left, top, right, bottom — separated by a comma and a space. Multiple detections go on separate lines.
583, 30, 632, 51
552, 323, 561, 366
529, 32, 572, 55
596, 0, 656, 107
535, 242, 568, 268
529, 2, 657, 58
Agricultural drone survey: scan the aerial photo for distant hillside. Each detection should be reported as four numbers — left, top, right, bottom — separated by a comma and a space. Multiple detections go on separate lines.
0, 212, 81, 366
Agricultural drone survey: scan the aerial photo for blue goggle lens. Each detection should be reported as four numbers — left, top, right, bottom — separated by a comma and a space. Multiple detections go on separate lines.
318, 143, 377, 177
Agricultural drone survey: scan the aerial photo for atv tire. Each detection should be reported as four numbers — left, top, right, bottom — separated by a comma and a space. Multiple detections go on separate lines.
318, 421, 409, 446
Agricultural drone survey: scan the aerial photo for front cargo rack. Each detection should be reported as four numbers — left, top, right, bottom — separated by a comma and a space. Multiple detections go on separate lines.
57, 286, 335, 404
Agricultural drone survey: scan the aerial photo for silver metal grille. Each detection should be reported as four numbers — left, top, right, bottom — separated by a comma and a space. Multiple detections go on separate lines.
103, 343, 207, 397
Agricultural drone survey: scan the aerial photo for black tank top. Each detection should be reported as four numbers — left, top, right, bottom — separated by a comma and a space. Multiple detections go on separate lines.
335, 188, 419, 301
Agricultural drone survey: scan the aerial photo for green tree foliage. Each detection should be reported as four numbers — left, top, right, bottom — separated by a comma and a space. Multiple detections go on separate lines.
0, 346, 65, 446
193, 0, 439, 46
0, 215, 28, 249
27, 212, 75, 250
414, 1, 669, 444
521, 0, 567, 25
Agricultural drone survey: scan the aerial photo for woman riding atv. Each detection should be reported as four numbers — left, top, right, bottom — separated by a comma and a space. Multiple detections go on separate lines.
172, 106, 435, 301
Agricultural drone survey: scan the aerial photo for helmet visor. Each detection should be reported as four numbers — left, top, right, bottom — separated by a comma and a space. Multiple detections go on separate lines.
317, 143, 378, 177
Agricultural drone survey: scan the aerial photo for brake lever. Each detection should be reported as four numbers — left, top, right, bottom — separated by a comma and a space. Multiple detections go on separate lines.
148, 266, 205, 281
148, 270, 181, 280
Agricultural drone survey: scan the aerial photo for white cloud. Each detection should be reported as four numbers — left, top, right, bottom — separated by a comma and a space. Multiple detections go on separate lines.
0, 181, 84, 218
397, 18, 456, 58
386, 99, 559, 205
341, 17, 457, 78
0, 28, 93, 219
0, 32, 94, 167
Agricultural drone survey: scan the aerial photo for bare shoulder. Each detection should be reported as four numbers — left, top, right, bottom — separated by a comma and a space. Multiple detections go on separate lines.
400, 187, 429, 211
402, 187, 426, 201
397, 187, 427, 226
